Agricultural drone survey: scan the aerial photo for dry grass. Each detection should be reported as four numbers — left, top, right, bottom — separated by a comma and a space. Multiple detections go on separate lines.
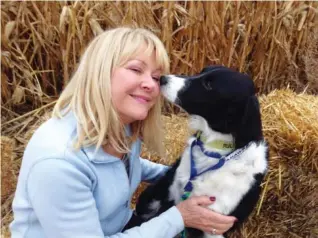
1, 1, 318, 114
1, 137, 16, 199
1, 136, 17, 236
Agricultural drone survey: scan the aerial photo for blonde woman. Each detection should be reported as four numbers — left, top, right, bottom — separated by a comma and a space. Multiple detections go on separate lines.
10, 27, 236, 238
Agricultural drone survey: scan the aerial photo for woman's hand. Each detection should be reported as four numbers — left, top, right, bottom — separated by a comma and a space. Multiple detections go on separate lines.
176, 196, 237, 235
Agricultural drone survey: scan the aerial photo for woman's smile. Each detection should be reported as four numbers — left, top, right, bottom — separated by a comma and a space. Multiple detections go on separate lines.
130, 94, 152, 104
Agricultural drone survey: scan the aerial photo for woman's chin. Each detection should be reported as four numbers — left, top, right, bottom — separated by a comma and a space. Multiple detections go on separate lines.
120, 111, 149, 124
134, 112, 148, 121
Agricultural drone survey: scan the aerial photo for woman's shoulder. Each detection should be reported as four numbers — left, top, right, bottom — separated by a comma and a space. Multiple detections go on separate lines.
21, 114, 99, 185
24, 113, 78, 162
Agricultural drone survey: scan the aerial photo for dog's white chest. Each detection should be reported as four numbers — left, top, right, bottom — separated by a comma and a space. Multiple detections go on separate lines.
169, 142, 267, 215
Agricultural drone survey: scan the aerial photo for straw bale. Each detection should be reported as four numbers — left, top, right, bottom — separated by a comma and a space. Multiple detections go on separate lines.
1, 136, 17, 199
1, 229, 11, 238
141, 114, 189, 165
229, 89, 318, 238
260, 89, 318, 171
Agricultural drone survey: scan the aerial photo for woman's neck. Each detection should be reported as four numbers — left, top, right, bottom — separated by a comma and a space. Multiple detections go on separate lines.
103, 144, 125, 159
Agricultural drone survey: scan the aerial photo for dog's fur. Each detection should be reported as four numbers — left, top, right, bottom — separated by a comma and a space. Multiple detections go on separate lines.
129, 66, 268, 238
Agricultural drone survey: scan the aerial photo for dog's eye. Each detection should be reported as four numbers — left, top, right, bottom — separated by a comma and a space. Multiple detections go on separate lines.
202, 80, 213, 90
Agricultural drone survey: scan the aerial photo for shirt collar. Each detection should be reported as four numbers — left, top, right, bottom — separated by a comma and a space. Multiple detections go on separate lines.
82, 124, 137, 164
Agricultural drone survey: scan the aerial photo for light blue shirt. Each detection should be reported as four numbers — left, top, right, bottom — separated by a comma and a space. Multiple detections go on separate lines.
10, 112, 184, 238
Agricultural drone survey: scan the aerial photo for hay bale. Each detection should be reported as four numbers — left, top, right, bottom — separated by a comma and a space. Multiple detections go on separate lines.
230, 89, 318, 238
141, 114, 189, 165
1, 136, 17, 199
1, 228, 11, 238
1, 136, 19, 237
260, 89, 318, 170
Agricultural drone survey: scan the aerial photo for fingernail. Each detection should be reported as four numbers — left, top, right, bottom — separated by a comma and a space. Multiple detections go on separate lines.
210, 197, 216, 201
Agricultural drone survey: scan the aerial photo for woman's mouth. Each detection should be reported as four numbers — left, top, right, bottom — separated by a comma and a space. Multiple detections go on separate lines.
131, 95, 151, 104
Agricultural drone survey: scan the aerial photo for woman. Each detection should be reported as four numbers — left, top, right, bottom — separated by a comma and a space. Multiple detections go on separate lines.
10, 27, 236, 238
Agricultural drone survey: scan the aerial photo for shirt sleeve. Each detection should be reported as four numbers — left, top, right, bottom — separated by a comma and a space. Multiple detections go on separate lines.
119, 206, 184, 238
139, 157, 170, 183
27, 159, 183, 238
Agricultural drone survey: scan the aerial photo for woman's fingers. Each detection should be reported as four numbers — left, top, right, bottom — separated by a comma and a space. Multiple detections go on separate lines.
176, 196, 215, 228
190, 195, 215, 206
205, 208, 237, 224
190, 205, 235, 231
176, 195, 237, 235
195, 198, 236, 234
200, 222, 233, 235
192, 196, 236, 223
209, 222, 232, 231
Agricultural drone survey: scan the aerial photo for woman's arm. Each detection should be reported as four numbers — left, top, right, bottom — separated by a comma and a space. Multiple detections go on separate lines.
27, 159, 183, 238
139, 157, 170, 183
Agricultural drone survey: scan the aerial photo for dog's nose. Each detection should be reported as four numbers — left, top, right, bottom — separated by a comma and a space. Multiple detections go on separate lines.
160, 76, 168, 86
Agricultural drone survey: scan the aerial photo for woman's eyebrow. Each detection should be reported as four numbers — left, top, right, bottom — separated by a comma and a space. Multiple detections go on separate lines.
134, 59, 147, 66
134, 59, 161, 72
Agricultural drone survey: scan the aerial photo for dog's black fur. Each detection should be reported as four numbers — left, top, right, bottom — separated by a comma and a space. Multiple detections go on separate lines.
125, 66, 268, 237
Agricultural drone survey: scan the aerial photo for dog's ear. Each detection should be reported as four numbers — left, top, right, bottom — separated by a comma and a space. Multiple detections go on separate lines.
234, 96, 263, 148
200, 65, 226, 74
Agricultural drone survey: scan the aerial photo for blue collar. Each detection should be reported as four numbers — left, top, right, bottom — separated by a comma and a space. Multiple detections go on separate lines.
182, 131, 251, 200
188, 133, 226, 180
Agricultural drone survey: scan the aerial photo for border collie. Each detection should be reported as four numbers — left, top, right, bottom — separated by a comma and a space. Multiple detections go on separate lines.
131, 66, 268, 238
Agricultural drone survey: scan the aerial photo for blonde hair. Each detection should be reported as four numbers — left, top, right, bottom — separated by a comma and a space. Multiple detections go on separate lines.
53, 27, 170, 156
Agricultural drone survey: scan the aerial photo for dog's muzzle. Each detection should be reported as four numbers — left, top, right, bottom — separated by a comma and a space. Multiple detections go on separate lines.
159, 75, 186, 104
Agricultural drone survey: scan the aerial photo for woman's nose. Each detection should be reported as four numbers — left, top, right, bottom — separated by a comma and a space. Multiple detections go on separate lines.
141, 75, 157, 91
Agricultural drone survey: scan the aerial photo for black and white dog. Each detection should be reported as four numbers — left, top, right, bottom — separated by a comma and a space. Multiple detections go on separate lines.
133, 66, 268, 238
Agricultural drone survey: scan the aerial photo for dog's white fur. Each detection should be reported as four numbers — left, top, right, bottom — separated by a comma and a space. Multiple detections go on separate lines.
169, 116, 267, 238
160, 75, 186, 103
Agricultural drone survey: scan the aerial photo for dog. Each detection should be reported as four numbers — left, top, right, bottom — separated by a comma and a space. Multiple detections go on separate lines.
131, 66, 268, 238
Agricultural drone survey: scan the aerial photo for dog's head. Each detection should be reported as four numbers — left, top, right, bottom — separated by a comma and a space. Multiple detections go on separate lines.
160, 65, 263, 148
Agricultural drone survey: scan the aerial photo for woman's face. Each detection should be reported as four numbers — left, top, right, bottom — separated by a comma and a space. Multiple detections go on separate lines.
111, 50, 161, 124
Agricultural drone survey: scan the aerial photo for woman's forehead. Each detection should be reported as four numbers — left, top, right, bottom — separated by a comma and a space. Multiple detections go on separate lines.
125, 50, 162, 70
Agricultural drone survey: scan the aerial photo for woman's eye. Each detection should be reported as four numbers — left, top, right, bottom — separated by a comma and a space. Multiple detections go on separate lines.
152, 77, 160, 82
130, 68, 142, 73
